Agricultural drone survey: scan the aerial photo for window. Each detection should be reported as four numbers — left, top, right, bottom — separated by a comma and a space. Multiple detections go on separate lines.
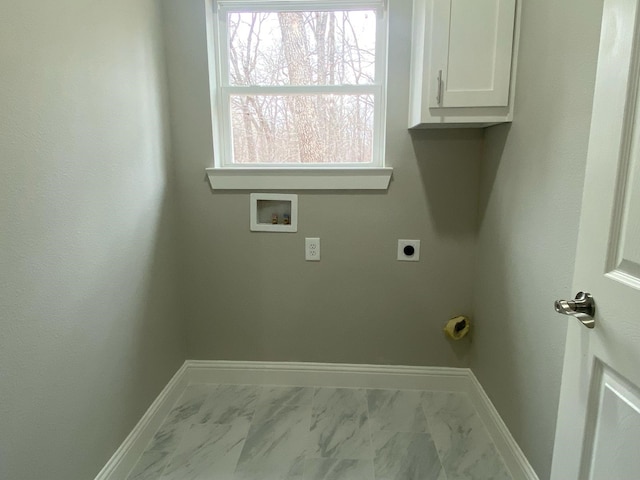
206, 0, 392, 190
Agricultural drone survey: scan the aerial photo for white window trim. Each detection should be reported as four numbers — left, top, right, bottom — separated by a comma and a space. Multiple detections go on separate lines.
204, 0, 392, 190
206, 166, 393, 190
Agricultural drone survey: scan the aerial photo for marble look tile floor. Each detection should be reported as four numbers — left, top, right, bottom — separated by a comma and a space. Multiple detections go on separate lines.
126, 385, 511, 480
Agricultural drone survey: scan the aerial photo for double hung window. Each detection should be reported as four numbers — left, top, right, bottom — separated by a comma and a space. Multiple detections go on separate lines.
207, 0, 390, 188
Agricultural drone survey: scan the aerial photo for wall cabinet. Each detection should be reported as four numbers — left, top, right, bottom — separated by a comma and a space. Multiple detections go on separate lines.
409, 0, 520, 128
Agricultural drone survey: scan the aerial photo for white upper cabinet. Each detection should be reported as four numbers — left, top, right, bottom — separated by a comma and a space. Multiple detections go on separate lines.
430, 0, 515, 108
409, 0, 520, 128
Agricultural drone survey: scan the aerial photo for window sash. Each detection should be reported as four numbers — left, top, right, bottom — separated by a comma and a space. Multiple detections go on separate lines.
218, 7, 382, 88
221, 90, 380, 168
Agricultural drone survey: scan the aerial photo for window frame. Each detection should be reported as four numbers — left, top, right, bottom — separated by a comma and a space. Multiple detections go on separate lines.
205, 0, 392, 189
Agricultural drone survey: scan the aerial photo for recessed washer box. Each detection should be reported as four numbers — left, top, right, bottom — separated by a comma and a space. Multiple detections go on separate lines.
250, 193, 298, 233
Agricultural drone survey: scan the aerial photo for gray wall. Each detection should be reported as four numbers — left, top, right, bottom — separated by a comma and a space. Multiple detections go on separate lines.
1, 0, 606, 477
161, 0, 482, 365
0, 1, 186, 479
469, 0, 604, 477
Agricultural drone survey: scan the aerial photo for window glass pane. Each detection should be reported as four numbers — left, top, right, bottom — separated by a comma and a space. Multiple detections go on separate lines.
230, 94, 374, 164
227, 10, 377, 86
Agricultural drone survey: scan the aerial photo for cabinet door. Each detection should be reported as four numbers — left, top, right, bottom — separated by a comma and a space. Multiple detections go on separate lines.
430, 0, 516, 108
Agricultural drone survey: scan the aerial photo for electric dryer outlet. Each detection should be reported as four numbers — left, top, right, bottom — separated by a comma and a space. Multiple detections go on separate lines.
397, 239, 420, 261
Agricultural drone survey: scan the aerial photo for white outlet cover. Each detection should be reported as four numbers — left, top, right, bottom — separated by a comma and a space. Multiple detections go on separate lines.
305, 237, 321, 261
397, 239, 420, 261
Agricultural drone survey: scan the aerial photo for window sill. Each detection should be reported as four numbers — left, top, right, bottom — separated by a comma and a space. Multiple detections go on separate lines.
205, 167, 393, 191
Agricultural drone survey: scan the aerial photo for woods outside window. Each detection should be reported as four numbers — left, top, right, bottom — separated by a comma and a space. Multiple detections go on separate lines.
209, 0, 388, 170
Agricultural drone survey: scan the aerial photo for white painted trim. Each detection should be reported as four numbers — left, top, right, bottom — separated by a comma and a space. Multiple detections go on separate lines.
206, 167, 393, 190
96, 361, 537, 480
223, 85, 380, 95
93, 362, 189, 480
467, 370, 540, 480
184, 360, 470, 391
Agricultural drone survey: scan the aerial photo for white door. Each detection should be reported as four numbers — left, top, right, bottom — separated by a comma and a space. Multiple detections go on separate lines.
550, 0, 640, 478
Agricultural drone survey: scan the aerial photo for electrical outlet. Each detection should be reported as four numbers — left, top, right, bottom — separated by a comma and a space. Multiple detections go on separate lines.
305, 237, 320, 261
397, 239, 420, 261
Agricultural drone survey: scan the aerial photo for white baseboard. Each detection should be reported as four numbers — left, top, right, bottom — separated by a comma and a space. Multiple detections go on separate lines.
95, 361, 538, 480
94, 362, 189, 480
185, 360, 471, 392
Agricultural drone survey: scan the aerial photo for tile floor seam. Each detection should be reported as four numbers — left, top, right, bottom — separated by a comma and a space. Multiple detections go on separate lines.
463, 391, 512, 476
154, 393, 202, 480
363, 388, 377, 480
421, 392, 449, 480
246, 385, 262, 425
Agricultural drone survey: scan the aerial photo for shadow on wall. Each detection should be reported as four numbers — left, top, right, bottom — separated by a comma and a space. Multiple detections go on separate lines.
409, 128, 485, 361
128, 187, 186, 413
410, 128, 484, 237
468, 121, 524, 439
470, 110, 580, 478
84, 184, 186, 476
476, 124, 511, 226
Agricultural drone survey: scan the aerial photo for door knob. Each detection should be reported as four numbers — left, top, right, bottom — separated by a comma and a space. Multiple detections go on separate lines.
554, 292, 595, 329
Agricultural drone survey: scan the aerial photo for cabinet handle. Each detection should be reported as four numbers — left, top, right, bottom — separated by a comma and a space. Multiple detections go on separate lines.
436, 70, 443, 106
